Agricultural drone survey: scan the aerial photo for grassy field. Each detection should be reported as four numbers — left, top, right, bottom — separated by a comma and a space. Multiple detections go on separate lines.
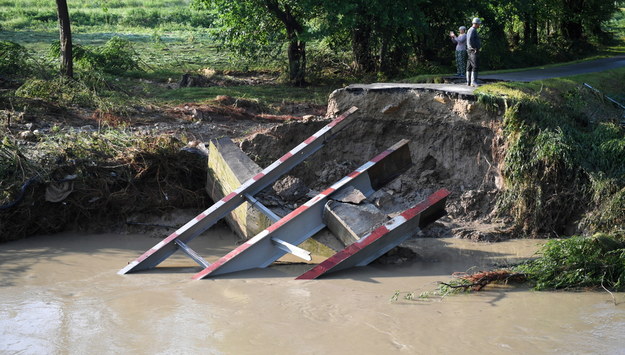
0, 0, 280, 77
0, 0, 345, 105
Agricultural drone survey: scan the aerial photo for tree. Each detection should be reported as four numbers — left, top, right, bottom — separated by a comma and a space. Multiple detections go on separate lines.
319, 0, 430, 76
55, 0, 73, 78
194, 0, 316, 86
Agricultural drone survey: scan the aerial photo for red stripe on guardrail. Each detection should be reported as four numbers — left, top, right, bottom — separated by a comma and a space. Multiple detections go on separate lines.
401, 189, 450, 220
279, 152, 293, 162
370, 149, 393, 163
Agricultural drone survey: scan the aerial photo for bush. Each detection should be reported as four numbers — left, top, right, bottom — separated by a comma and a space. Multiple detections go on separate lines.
517, 235, 625, 291
96, 36, 141, 73
0, 41, 34, 77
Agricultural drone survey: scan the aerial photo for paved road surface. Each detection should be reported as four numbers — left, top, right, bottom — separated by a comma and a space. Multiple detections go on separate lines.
346, 83, 475, 96
480, 55, 625, 82
348, 55, 625, 95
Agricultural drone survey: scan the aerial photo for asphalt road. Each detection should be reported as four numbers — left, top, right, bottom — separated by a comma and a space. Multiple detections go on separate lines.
480, 55, 625, 82
347, 55, 625, 95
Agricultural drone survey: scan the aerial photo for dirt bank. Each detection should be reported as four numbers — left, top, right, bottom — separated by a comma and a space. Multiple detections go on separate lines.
240, 86, 509, 241
2, 84, 509, 242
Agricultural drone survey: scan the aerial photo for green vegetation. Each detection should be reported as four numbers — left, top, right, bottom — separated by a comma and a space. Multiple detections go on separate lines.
476, 68, 625, 237
518, 234, 625, 291
1, 0, 625, 84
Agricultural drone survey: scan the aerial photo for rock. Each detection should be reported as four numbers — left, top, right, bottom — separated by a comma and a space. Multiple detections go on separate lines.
273, 175, 309, 201
330, 186, 367, 204
18, 130, 37, 141
367, 189, 393, 208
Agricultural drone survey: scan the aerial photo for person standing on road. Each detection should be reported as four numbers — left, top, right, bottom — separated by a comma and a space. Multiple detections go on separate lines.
466, 17, 482, 87
450, 26, 467, 76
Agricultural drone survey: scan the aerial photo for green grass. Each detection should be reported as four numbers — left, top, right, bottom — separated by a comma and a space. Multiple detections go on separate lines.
0, 0, 213, 32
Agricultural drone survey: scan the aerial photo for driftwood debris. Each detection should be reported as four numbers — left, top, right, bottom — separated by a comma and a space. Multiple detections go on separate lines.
441, 270, 527, 291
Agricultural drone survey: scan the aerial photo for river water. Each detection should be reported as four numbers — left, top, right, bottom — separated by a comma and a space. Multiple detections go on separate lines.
1, 227, 624, 354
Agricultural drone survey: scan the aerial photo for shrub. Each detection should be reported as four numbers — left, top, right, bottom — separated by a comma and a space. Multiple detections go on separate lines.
15, 77, 99, 107
0, 41, 33, 77
517, 235, 625, 291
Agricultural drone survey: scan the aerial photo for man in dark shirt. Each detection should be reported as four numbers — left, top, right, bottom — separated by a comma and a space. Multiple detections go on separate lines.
466, 17, 482, 87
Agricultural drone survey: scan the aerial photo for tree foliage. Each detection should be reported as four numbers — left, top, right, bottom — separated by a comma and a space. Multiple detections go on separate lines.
194, 0, 318, 85
193, 0, 624, 82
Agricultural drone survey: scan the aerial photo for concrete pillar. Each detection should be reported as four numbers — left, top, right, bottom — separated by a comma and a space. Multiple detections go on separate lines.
206, 137, 272, 240
205, 138, 338, 257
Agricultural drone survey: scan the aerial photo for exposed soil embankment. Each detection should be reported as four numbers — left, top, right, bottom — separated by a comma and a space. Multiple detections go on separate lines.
240, 86, 510, 241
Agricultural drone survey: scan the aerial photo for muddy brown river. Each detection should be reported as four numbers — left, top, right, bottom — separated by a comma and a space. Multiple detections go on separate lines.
1, 227, 624, 354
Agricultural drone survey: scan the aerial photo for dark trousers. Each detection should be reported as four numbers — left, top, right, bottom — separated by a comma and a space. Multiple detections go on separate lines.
467, 49, 478, 76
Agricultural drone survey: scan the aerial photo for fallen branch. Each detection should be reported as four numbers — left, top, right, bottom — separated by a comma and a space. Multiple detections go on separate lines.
441, 270, 528, 291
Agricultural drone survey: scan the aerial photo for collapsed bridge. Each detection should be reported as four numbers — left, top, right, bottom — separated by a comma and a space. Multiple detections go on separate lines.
119, 105, 450, 279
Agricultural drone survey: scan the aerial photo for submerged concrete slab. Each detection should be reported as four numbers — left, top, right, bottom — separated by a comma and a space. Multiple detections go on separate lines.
206, 137, 272, 239
206, 138, 341, 255
323, 200, 387, 246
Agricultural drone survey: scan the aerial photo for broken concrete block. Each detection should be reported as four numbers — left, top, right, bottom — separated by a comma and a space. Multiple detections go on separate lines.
330, 185, 367, 204
323, 200, 388, 246
206, 137, 273, 239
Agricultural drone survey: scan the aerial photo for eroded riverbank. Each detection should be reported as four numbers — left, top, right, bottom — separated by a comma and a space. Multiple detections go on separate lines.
1, 229, 624, 354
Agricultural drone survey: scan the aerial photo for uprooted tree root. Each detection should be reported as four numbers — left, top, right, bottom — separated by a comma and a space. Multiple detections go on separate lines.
441, 270, 528, 291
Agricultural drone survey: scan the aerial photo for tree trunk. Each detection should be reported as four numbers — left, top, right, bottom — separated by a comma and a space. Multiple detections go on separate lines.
56, 0, 73, 78
351, 18, 375, 73
264, 0, 306, 85
561, 20, 583, 42
523, 12, 531, 46
287, 39, 306, 86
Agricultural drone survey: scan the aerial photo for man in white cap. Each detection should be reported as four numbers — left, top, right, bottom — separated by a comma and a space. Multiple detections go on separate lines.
466, 17, 482, 87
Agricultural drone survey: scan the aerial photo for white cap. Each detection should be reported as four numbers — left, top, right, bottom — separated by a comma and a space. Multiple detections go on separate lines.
459, 26, 466, 31
472, 17, 482, 24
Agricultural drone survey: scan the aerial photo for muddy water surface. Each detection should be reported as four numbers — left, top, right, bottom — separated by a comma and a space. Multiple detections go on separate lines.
1, 228, 624, 354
